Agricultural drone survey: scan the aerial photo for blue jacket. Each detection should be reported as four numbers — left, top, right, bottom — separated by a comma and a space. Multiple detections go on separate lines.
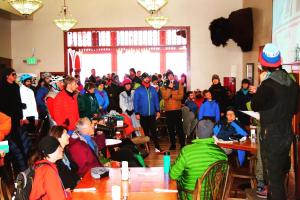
36, 86, 49, 113
185, 99, 198, 113
134, 85, 160, 116
213, 120, 248, 165
81, 89, 109, 111
198, 100, 220, 122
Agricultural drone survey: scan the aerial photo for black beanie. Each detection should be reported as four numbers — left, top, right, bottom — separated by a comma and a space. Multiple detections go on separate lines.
38, 136, 60, 155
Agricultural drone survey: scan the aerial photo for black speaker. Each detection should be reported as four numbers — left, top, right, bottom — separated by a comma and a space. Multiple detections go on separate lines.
209, 7, 253, 52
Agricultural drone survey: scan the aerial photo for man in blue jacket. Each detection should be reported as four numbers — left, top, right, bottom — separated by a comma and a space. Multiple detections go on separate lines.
134, 73, 162, 152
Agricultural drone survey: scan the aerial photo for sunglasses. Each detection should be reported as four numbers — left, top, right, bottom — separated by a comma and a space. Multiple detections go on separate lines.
11, 72, 17, 76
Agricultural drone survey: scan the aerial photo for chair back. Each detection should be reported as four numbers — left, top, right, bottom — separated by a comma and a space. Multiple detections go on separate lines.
193, 160, 229, 200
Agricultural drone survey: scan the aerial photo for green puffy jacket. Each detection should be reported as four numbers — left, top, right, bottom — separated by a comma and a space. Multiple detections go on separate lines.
170, 138, 227, 199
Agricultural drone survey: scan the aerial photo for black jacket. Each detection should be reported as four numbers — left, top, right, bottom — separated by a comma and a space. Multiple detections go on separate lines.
56, 151, 80, 190
105, 83, 121, 112
235, 89, 253, 126
251, 70, 298, 136
209, 83, 228, 113
0, 81, 23, 121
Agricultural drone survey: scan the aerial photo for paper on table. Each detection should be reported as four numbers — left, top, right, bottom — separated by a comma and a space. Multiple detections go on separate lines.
240, 111, 260, 120
154, 188, 178, 193
73, 187, 96, 192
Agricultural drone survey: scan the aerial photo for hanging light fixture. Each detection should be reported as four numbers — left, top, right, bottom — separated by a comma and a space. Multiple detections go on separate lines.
138, 0, 168, 13
7, 0, 43, 15
54, 0, 77, 32
145, 14, 168, 29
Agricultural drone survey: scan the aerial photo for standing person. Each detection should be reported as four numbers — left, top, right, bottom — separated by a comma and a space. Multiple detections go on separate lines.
180, 73, 188, 104
45, 76, 65, 122
198, 90, 220, 123
35, 78, 49, 120
119, 78, 141, 135
78, 82, 100, 120
29, 136, 69, 200
52, 76, 79, 131
209, 74, 228, 115
0, 68, 28, 172
250, 43, 298, 200
134, 73, 162, 152
105, 77, 121, 112
129, 68, 141, 89
96, 80, 109, 114
161, 70, 185, 150
19, 74, 39, 133
89, 68, 97, 83
234, 79, 253, 127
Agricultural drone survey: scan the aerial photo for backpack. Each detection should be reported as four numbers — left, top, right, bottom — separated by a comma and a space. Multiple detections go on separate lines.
12, 163, 47, 200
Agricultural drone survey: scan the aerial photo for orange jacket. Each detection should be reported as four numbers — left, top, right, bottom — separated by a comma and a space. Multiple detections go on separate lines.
160, 83, 184, 111
0, 112, 11, 141
30, 160, 68, 200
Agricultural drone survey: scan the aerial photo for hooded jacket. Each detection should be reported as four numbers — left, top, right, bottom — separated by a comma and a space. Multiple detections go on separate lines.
20, 84, 38, 120
134, 85, 160, 116
198, 100, 220, 122
251, 69, 298, 128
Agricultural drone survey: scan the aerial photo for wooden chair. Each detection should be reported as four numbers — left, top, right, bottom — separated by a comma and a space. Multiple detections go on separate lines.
131, 127, 150, 153
224, 158, 257, 199
178, 160, 229, 200
0, 177, 11, 200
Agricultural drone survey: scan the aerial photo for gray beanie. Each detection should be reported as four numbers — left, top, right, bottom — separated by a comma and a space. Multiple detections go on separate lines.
196, 120, 214, 139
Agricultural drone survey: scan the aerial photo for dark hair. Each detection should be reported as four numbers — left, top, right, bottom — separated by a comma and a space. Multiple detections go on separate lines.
75, 74, 80, 78
186, 91, 193, 97
36, 78, 46, 90
226, 106, 236, 114
181, 73, 187, 83
129, 68, 136, 74
28, 147, 47, 167
261, 65, 282, 72
158, 74, 162, 79
49, 125, 67, 139
84, 82, 96, 91
203, 90, 210, 96
0, 67, 15, 83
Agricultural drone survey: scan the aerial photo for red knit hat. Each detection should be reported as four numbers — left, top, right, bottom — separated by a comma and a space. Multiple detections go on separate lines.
122, 78, 132, 86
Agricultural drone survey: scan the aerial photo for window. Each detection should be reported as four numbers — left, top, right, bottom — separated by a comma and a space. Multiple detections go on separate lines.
64, 27, 190, 83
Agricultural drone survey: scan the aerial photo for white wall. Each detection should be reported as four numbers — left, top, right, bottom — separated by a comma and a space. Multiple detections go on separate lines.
11, 0, 243, 89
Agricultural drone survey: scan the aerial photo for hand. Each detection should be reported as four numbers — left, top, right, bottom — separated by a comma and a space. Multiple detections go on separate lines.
156, 112, 160, 119
249, 86, 257, 94
136, 114, 140, 120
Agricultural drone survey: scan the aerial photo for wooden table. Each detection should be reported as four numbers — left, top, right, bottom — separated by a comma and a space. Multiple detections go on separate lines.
72, 167, 177, 200
217, 138, 257, 154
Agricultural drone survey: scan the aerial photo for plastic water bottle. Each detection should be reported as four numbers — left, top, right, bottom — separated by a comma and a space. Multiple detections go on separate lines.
121, 161, 129, 181
163, 151, 171, 174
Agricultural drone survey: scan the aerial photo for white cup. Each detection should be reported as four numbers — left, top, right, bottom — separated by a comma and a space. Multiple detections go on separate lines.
112, 185, 121, 200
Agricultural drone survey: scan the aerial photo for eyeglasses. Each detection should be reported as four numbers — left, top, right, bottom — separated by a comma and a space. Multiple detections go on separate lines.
11, 72, 17, 76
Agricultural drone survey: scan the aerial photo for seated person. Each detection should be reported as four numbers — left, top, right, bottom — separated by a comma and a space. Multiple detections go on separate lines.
30, 136, 70, 200
184, 91, 198, 114
198, 90, 220, 122
170, 120, 227, 200
49, 126, 80, 190
67, 118, 104, 177
213, 107, 248, 165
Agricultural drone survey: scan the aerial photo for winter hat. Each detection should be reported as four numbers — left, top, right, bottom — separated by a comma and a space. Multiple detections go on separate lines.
151, 75, 158, 82
259, 43, 282, 68
196, 120, 214, 139
122, 78, 132, 86
38, 136, 60, 155
20, 74, 33, 83
165, 70, 174, 79
141, 72, 150, 80
211, 74, 220, 82
241, 79, 250, 85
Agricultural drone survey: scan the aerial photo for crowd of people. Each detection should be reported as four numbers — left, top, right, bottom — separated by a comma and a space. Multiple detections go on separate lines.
0, 43, 298, 200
